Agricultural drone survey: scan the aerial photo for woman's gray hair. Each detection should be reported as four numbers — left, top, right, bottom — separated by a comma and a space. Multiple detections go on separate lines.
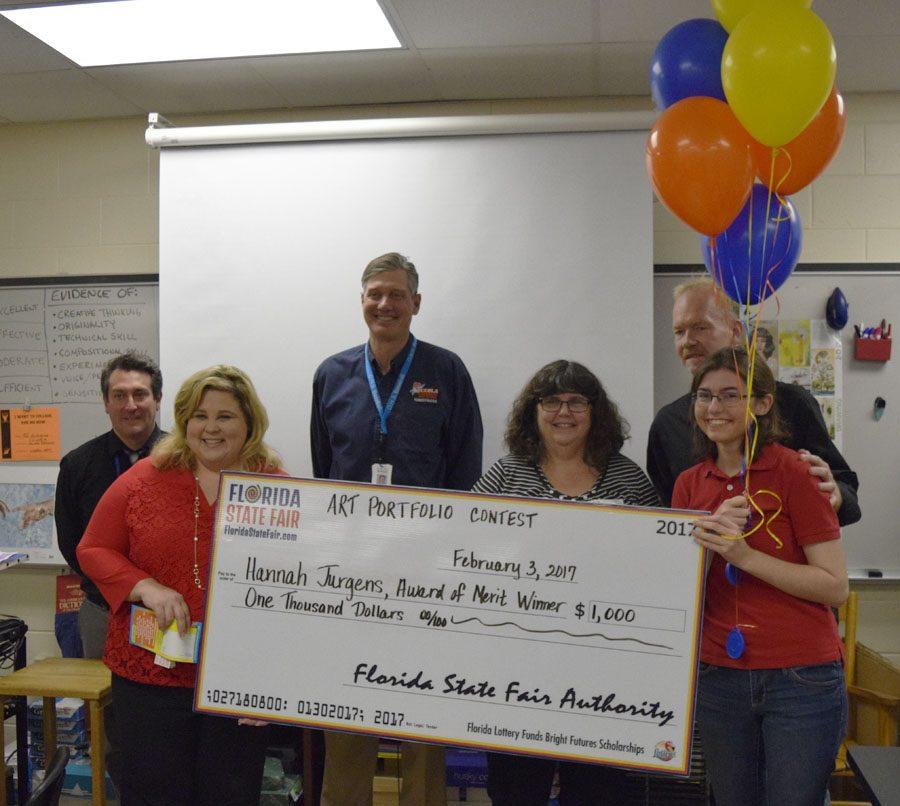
360, 252, 419, 295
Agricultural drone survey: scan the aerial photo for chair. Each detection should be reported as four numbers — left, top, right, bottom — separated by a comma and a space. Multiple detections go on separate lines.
838, 592, 900, 747
25, 747, 68, 806
848, 646, 900, 745
832, 591, 900, 806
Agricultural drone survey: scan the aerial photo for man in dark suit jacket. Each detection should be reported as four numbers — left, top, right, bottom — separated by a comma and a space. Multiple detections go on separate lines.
55, 351, 164, 657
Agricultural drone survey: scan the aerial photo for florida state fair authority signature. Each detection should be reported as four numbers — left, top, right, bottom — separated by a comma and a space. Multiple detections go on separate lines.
349, 661, 676, 729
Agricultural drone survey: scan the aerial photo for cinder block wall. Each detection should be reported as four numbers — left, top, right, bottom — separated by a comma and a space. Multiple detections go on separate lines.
653, 94, 900, 264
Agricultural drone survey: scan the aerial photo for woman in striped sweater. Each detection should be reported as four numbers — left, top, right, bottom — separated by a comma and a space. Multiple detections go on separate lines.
473, 359, 659, 806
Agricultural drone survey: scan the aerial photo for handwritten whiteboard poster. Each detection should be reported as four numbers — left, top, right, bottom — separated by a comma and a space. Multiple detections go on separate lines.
0, 278, 158, 453
197, 473, 705, 776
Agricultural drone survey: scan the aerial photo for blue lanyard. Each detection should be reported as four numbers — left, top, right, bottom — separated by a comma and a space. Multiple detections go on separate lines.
364, 336, 417, 436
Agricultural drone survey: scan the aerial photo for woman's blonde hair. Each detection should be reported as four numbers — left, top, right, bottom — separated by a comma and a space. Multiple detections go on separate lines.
153, 365, 281, 472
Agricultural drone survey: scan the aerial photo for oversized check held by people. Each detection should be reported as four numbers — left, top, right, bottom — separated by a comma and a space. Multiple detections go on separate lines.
196, 472, 705, 775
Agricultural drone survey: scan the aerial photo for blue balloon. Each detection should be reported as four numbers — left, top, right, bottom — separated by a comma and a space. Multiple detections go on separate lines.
702, 184, 802, 306
650, 18, 728, 110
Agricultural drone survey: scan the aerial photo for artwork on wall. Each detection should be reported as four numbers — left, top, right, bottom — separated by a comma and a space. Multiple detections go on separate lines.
0, 481, 55, 553
760, 318, 843, 448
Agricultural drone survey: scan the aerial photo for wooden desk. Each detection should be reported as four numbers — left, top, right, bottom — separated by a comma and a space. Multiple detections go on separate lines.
0, 658, 112, 806
847, 745, 900, 806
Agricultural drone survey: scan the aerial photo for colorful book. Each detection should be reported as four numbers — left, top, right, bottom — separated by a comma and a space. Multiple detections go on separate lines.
129, 605, 202, 664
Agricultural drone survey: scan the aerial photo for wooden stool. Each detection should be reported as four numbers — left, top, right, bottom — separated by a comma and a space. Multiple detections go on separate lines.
0, 658, 112, 806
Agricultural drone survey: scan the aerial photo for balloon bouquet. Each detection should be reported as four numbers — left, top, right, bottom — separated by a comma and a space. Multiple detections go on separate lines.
646, 0, 845, 548
646, 0, 843, 309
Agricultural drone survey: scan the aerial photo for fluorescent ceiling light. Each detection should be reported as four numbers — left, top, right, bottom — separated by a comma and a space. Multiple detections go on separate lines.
1, 0, 401, 67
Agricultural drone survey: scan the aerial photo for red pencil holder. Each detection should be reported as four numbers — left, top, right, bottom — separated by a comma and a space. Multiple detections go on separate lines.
855, 338, 892, 361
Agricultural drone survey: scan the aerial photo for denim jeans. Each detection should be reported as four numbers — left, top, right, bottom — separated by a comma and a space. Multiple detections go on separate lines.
697, 662, 847, 806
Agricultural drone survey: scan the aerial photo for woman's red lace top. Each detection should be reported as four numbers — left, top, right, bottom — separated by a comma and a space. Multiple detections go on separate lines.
78, 458, 285, 687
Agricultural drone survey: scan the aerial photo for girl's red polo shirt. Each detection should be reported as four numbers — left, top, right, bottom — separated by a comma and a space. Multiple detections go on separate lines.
673, 442, 843, 669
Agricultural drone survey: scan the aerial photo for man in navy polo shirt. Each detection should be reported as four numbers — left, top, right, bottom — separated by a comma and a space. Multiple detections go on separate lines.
311, 251, 483, 806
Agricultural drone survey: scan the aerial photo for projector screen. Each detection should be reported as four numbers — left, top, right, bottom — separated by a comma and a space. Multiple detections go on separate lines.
158, 127, 652, 479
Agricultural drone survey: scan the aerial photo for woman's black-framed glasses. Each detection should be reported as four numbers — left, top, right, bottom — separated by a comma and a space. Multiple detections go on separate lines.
538, 396, 591, 413
691, 390, 748, 407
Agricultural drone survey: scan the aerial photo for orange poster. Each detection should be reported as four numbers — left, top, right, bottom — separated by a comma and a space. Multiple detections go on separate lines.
0, 407, 61, 461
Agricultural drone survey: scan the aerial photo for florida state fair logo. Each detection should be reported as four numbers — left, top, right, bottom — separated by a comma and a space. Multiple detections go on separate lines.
243, 484, 261, 503
653, 740, 676, 762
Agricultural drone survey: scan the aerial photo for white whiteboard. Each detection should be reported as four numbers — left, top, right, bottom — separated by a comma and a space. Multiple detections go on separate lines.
0, 279, 158, 452
0, 277, 158, 565
158, 130, 653, 479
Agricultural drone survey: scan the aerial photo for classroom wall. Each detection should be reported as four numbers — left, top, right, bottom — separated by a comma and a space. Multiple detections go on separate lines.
1, 93, 897, 668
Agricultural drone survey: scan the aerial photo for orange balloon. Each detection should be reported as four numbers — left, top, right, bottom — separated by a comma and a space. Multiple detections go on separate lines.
646, 97, 754, 236
751, 85, 846, 195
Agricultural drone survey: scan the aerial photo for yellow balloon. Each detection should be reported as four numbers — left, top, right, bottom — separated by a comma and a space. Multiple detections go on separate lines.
722, 6, 836, 147
711, 0, 812, 33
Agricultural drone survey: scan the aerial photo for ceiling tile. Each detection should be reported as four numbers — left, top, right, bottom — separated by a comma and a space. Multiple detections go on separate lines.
247, 50, 439, 107
423, 46, 597, 100
391, 0, 593, 48
0, 18, 74, 74
0, 0, 896, 123
590, 0, 713, 43
0, 69, 143, 122
85, 60, 287, 115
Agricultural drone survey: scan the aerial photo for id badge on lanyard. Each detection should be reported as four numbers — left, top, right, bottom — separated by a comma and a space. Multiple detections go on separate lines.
371, 429, 392, 485
365, 337, 417, 486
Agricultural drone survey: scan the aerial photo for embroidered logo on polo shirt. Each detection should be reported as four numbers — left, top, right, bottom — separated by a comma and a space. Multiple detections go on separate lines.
410, 381, 439, 403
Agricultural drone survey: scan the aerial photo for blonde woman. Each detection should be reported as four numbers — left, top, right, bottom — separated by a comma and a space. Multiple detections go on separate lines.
79, 365, 285, 806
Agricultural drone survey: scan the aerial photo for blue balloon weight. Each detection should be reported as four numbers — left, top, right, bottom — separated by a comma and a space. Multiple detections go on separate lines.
650, 18, 728, 110
726, 627, 746, 660
702, 184, 802, 306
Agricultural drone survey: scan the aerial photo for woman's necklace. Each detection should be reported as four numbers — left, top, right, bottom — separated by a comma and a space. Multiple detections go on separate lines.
192, 474, 204, 590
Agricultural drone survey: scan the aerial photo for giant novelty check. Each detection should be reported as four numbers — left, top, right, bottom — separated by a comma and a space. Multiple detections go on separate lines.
196, 473, 705, 775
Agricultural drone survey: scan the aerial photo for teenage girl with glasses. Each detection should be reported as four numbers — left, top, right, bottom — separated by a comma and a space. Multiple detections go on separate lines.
673, 347, 848, 806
